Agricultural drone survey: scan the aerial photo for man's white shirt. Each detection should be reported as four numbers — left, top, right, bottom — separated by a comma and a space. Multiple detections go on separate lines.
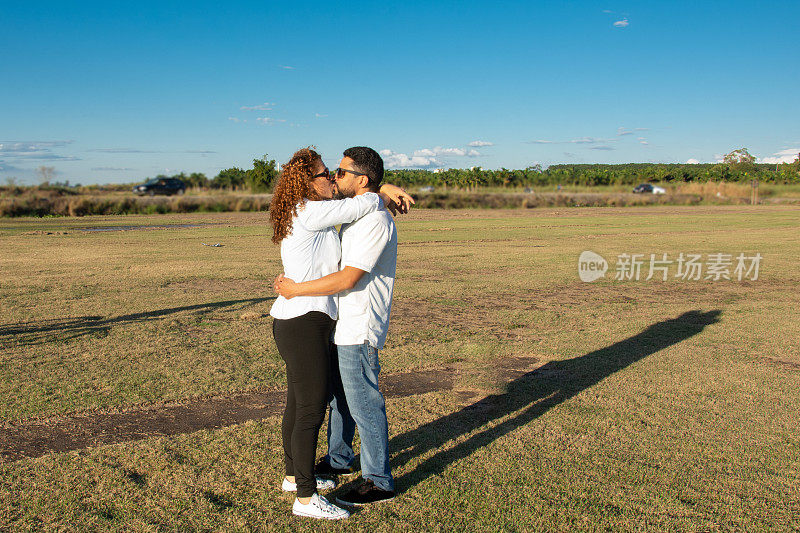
334, 208, 397, 349
269, 193, 382, 321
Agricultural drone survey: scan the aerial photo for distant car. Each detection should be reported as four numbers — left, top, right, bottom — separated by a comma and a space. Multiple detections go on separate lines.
632, 183, 666, 194
133, 178, 186, 196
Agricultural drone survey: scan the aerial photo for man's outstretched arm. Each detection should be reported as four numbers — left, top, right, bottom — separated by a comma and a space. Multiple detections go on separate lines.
273, 266, 367, 299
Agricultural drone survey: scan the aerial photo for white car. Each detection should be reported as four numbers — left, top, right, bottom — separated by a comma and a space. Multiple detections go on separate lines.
633, 183, 666, 194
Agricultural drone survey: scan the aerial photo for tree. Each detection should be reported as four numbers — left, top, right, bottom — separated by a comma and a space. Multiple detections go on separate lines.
36, 165, 56, 186
789, 153, 800, 173
722, 148, 757, 174
778, 153, 800, 182
246, 155, 278, 192
213, 167, 247, 189
185, 172, 209, 188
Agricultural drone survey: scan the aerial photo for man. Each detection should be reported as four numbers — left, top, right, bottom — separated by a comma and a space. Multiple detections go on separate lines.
275, 146, 401, 505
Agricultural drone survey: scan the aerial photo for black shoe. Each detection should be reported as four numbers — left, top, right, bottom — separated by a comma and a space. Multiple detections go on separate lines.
336, 479, 395, 506
315, 459, 355, 479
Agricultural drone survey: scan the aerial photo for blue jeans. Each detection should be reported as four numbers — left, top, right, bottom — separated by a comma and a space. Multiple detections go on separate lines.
326, 341, 394, 492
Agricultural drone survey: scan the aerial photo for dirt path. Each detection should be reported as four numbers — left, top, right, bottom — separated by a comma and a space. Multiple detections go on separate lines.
0, 357, 539, 463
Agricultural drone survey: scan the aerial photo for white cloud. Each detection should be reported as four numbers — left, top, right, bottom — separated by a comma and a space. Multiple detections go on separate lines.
280, 65, 295, 70
634, 127, 649, 131
380, 149, 441, 169
0, 140, 73, 153
686, 158, 701, 164
639, 138, 649, 145
527, 137, 614, 145
759, 147, 800, 164
21, 154, 80, 161
380, 145, 481, 168
571, 137, 613, 144
91, 167, 134, 171
256, 117, 286, 125
411, 146, 481, 158
617, 127, 633, 136
439, 147, 466, 156
90, 148, 161, 153
315, 113, 328, 118
468, 140, 494, 147
613, 18, 629, 27
228, 117, 241, 123
0, 141, 79, 161
241, 102, 275, 111
777, 147, 800, 157
590, 145, 614, 151
0, 141, 76, 162
89, 148, 215, 154
434, 147, 465, 156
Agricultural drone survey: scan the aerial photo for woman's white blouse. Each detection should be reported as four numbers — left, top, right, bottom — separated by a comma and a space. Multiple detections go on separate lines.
269, 192, 382, 320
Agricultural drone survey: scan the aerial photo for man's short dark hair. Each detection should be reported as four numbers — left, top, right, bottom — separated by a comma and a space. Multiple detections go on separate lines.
343, 146, 383, 190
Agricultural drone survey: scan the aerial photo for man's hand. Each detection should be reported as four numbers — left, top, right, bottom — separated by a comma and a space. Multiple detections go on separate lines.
378, 183, 415, 215
273, 274, 299, 299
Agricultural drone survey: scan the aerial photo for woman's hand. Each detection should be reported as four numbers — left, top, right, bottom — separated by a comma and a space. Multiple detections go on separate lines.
273, 274, 299, 299
378, 183, 415, 214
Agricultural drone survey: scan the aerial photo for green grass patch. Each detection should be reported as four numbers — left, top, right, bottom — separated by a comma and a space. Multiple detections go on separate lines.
1, 206, 799, 529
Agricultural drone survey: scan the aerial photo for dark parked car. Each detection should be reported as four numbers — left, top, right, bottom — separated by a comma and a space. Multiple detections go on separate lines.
632, 183, 666, 194
133, 178, 186, 196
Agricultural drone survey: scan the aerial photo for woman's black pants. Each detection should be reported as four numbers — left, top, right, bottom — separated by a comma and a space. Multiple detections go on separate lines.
272, 311, 334, 498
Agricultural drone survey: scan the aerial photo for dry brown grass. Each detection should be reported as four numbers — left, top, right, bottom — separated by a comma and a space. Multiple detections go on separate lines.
0, 191, 273, 217
676, 181, 753, 199
7, 184, 800, 217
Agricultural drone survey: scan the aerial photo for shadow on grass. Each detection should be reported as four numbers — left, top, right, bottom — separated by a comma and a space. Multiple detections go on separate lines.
386, 309, 721, 494
0, 297, 275, 347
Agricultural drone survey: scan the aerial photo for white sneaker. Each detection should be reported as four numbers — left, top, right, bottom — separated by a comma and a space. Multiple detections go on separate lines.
282, 477, 336, 492
292, 493, 350, 520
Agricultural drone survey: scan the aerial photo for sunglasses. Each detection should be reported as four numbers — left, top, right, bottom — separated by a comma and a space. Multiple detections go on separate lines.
334, 168, 368, 181
311, 168, 334, 181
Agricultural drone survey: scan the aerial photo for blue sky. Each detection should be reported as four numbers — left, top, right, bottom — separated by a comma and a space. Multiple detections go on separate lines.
2, 1, 798, 184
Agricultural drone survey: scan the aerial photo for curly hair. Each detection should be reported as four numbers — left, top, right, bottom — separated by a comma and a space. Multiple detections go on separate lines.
269, 147, 323, 244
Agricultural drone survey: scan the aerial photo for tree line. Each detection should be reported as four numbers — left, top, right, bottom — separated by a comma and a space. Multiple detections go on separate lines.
384, 149, 800, 188
13, 148, 798, 194
383, 161, 799, 189
198, 148, 795, 190
160, 155, 279, 192
6, 155, 280, 193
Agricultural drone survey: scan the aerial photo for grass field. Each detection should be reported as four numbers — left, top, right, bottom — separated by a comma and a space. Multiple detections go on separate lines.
1, 205, 799, 530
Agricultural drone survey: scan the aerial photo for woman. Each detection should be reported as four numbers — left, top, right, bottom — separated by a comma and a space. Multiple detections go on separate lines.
268, 147, 409, 520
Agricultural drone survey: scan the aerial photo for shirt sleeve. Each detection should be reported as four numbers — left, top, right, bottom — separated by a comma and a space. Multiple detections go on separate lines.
342, 216, 391, 273
299, 193, 383, 231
